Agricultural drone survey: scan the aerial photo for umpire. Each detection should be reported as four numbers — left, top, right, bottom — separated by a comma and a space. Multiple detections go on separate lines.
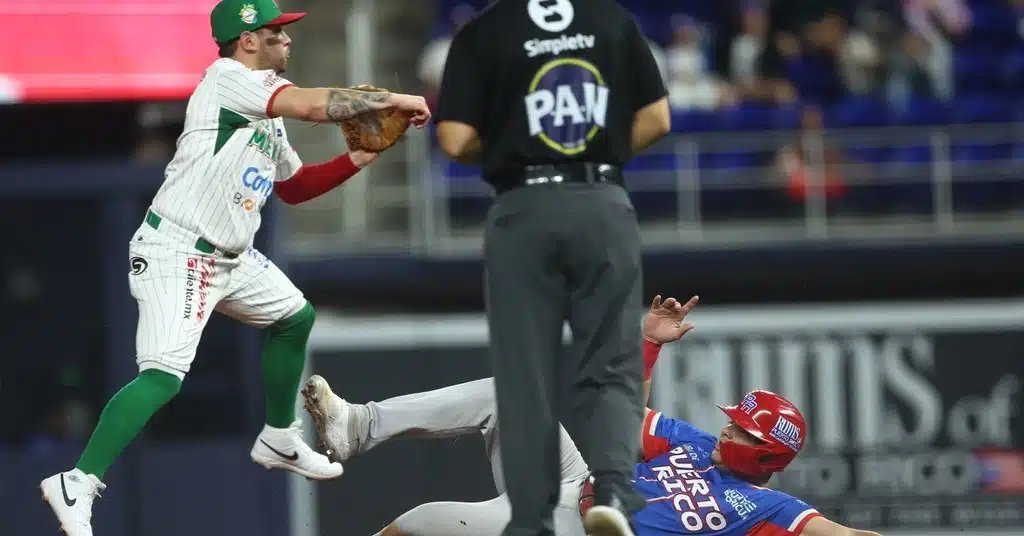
434, 1, 671, 535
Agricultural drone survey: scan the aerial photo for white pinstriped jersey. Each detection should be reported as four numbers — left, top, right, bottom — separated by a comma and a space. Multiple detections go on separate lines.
150, 58, 303, 254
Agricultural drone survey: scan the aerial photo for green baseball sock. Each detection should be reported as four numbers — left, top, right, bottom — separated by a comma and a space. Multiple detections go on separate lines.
75, 369, 182, 479
262, 301, 316, 429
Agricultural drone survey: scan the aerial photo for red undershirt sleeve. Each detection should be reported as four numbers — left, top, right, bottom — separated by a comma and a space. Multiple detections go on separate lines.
275, 153, 362, 205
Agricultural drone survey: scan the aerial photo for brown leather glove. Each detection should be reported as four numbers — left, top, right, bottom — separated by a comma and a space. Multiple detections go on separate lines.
338, 84, 412, 152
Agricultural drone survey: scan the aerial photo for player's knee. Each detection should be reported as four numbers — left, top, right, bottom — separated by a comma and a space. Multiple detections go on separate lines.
268, 300, 315, 339
138, 369, 183, 404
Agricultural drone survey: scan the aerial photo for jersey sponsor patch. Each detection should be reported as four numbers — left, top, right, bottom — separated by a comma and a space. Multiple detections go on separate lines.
523, 33, 595, 58
130, 256, 148, 275
236, 167, 274, 213
527, 0, 574, 33
523, 58, 609, 156
183, 257, 214, 322
245, 247, 271, 269
770, 416, 802, 452
722, 488, 757, 520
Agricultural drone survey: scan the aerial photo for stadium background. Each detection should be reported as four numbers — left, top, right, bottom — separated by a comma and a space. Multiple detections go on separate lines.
0, 0, 1022, 535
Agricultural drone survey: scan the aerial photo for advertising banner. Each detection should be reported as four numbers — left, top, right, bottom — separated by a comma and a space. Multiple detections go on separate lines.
0, 1, 217, 103
305, 300, 1024, 535
651, 301, 1024, 532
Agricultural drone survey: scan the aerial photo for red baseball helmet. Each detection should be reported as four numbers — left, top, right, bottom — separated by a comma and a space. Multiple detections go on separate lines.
716, 390, 807, 478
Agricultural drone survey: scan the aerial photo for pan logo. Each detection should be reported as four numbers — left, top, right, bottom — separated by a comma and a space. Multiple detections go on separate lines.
524, 58, 609, 156
527, 0, 574, 33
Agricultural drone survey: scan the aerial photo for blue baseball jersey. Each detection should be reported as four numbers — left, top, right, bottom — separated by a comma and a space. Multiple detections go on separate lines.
631, 411, 821, 536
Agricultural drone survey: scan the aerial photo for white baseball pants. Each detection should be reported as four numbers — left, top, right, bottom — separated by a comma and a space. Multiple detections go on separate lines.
127, 209, 306, 379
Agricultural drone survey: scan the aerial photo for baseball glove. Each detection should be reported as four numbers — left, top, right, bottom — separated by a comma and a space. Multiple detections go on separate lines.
338, 84, 411, 152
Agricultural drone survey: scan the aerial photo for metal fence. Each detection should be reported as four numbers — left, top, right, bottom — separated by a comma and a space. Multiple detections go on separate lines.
284, 124, 1024, 258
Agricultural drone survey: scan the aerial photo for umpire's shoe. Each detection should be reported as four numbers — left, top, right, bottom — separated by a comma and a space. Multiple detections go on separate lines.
250, 420, 344, 480
40, 468, 105, 536
583, 476, 646, 536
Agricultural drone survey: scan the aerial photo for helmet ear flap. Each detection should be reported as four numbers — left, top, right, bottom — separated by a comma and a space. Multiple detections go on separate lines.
758, 451, 790, 472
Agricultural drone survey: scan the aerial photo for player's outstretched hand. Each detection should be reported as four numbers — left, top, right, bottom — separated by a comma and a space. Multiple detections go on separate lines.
349, 150, 379, 168
643, 295, 698, 345
389, 94, 432, 128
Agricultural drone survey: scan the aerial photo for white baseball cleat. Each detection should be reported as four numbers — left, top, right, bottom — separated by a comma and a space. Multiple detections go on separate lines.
301, 374, 362, 464
584, 505, 637, 536
40, 468, 105, 536
250, 420, 344, 480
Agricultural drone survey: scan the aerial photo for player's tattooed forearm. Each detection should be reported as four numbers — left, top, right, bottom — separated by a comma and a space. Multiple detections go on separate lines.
325, 88, 392, 121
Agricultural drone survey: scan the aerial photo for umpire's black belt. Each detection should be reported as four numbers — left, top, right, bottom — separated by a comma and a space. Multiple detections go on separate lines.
492, 163, 623, 195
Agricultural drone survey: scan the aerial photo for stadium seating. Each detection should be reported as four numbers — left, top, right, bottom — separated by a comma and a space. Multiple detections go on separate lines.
429, 0, 1024, 216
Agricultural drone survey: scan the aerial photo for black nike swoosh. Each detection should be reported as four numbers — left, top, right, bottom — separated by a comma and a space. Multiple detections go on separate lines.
260, 439, 299, 461
60, 474, 77, 507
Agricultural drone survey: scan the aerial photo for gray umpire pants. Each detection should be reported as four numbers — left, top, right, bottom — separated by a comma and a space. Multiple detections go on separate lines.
356, 378, 589, 536
483, 182, 645, 536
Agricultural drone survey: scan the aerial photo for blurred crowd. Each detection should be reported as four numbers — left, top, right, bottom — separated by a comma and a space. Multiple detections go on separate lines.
428, 0, 1024, 216
421, 0, 1000, 112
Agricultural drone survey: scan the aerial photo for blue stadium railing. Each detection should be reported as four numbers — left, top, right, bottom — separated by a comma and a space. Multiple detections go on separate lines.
423, 117, 1024, 254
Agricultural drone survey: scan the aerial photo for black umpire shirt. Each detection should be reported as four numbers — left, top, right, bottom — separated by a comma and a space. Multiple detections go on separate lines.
435, 0, 668, 189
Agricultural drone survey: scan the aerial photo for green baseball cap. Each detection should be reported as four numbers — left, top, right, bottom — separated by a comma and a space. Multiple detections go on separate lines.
210, 0, 306, 44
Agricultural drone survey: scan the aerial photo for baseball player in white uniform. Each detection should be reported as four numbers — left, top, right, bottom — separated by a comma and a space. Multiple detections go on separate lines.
40, 0, 431, 534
